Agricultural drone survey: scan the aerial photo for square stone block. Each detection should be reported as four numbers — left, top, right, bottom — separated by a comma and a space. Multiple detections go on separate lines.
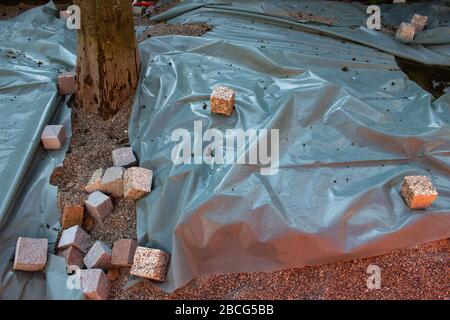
85, 168, 104, 193
79, 269, 110, 300
58, 71, 76, 95
210, 85, 235, 116
411, 14, 428, 32
112, 147, 137, 168
14, 237, 48, 272
57, 246, 85, 268
85, 191, 113, 224
124, 167, 153, 201
57, 225, 91, 253
101, 167, 125, 198
61, 204, 84, 229
401, 176, 438, 209
41, 125, 66, 150
84, 241, 112, 270
130, 247, 170, 282
396, 22, 415, 41
111, 239, 138, 267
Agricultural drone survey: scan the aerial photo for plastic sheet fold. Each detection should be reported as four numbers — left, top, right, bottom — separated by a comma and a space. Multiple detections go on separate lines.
0, 0, 449, 298
0, 3, 80, 299
132, 0, 450, 292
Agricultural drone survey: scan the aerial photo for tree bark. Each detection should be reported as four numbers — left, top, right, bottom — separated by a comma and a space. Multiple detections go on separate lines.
74, 0, 139, 119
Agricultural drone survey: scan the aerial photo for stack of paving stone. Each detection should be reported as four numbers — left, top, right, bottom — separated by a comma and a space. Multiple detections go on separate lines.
28, 85, 232, 297
54, 147, 166, 299
396, 14, 428, 41
10, 144, 166, 299
85, 147, 153, 203
32, 98, 181, 298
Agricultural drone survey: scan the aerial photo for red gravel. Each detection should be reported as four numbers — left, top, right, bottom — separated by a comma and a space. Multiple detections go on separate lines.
115, 239, 449, 300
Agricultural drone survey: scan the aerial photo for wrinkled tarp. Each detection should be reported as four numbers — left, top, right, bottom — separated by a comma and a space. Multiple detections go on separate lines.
152, 0, 450, 66
131, 0, 450, 292
0, 0, 449, 299
0, 4, 81, 299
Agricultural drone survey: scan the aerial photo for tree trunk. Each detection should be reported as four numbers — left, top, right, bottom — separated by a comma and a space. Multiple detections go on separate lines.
74, 0, 139, 119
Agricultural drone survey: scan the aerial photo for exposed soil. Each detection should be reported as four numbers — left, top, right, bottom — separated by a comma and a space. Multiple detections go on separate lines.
0, 2, 70, 20
137, 22, 212, 42
288, 11, 336, 25
381, 24, 397, 36
396, 57, 450, 98
148, 0, 181, 18
0, 3, 35, 19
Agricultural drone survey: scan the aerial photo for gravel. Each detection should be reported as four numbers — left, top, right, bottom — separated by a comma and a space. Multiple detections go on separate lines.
114, 239, 449, 300
137, 22, 212, 43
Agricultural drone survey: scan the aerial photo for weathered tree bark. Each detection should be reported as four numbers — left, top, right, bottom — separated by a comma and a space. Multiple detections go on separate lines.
74, 0, 139, 119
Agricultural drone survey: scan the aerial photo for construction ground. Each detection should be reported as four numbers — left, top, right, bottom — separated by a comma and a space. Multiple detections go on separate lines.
0, 0, 449, 300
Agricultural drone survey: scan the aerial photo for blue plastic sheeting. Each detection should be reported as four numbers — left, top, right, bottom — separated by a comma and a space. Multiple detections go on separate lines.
151, 0, 450, 66
0, 0, 449, 299
0, 4, 75, 225
130, 0, 450, 292
0, 4, 81, 299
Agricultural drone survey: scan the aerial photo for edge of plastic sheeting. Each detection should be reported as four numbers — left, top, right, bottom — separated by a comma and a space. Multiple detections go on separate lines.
0, 94, 60, 228
0, 3, 80, 300
0, 1, 76, 227
0, 96, 82, 300
130, 33, 450, 293
150, 0, 450, 66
